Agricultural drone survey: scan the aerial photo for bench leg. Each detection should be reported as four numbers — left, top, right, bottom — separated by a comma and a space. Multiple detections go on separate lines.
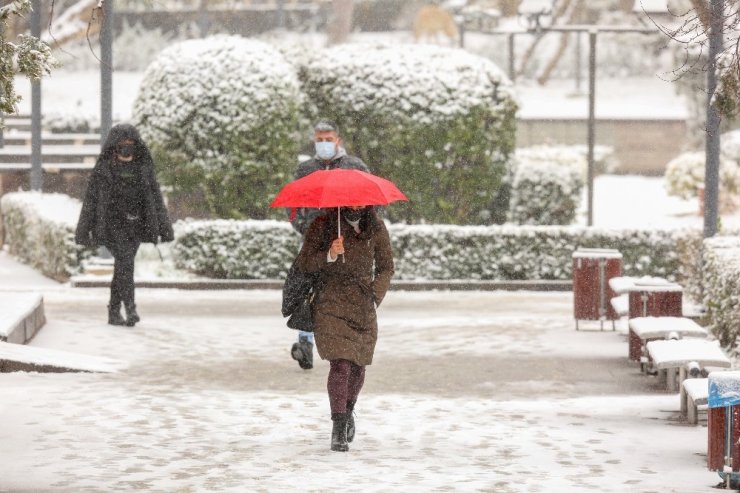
680, 384, 688, 417
687, 396, 698, 425
666, 368, 678, 392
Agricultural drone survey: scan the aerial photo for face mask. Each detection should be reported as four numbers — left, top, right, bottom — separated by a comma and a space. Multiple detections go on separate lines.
342, 207, 364, 222
117, 144, 136, 159
315, 141, 336, 161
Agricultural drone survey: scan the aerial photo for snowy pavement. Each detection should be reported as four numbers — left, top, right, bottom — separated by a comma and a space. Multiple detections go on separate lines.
0, 286, 722, 492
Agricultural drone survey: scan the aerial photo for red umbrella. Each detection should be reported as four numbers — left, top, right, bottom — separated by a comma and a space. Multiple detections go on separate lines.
270, 169, 408, 209
270, 169, 408, 260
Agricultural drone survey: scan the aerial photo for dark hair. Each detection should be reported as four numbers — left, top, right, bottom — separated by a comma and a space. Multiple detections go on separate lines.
314, 120, 339, 134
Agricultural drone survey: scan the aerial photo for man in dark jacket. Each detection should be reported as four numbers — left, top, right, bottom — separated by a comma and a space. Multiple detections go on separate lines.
289, 121, 369, 370
75, 124, 174, 327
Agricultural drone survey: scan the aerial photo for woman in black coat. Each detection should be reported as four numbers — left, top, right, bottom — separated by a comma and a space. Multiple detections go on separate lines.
75, 124, 174, 326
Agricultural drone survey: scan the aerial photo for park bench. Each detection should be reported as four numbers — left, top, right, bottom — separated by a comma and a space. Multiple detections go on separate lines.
627, 316, 706, 365
646, 339, 731, 392
610, 293, 628, 318
681, 376, 708, 424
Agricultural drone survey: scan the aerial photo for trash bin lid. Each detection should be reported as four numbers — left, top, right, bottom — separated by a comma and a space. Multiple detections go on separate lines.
572, 248, 622, 259
708, 371, 740, 408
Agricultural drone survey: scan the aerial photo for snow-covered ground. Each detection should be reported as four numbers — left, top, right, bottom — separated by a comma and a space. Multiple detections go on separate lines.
0, 286, 723, 492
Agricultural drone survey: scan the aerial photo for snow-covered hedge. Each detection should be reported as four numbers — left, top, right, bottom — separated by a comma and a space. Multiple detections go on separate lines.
44, 111, 98, 134
133, 35, 303, 219
297, 43, 517, 225
515, 145, 617, 178
702, 236, 740, 348
173, 219, 693, 281
173, 219, 301, 279
0, 192, 92, 281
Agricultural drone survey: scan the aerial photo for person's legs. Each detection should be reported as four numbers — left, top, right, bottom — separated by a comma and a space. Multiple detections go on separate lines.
290, 330, 314, 370
345, 362, 366, 443
107, 253, 126, 326
111, 238, 140, 326
327, 359, 352, 452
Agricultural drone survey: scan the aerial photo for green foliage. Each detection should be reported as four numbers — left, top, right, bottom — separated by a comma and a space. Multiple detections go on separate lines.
298, 43, 517, 225
133, 35, 303, 219
0, 1, 58, 116
702, 236, 740, 348
173, 219, 695, 282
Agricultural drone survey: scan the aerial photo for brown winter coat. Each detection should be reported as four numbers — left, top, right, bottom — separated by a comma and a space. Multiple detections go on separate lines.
296, 211, 394, 366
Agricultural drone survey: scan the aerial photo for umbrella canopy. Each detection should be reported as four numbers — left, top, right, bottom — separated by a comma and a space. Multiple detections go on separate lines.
270, 169, 408, 208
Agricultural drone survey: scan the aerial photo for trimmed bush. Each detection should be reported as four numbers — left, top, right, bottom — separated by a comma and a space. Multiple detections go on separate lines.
133, 35, 303, 219
0, 192, 93, 281
173, 219, 695, 281
664, 150, 740, 206
507, 149, 584, 225
297, 43, 517, 225
702, 236, 740, 348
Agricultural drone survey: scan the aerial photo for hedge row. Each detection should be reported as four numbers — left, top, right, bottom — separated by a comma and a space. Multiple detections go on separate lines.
0, 193, 93, 281
702, 236, 740, 348
173, 219, 700, 282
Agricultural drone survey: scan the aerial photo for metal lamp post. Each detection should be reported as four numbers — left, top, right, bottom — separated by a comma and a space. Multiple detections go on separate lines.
704, 0, 723, 238
100, 0, 113, 143
30, 0, 42, 191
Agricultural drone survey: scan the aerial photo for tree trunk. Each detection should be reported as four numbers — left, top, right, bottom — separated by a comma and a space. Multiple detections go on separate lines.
327, 0, 354, 45
536, 0, 583, 86
517, 0, 572, 77
688, 0, 711, 32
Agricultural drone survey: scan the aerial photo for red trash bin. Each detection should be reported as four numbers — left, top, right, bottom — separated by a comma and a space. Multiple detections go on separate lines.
627, 280, 683, 361
572, 248, 623, 331
707, 372, 740, 488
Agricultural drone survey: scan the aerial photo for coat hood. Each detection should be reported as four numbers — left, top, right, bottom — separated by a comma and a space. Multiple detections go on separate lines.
96, 123, 155, 175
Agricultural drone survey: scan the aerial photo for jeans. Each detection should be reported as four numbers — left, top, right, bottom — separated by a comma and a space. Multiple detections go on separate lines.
298, 330, 315, 344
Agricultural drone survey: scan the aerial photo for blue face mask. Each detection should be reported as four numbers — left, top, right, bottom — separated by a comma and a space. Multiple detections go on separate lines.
315, 141, 336, 160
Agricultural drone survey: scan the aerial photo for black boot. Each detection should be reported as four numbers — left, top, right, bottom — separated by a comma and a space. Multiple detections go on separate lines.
108, 303, 126, 326
124, 302, 140, 327
346, 400, 356, 443
330, 413, 349, 452
290, 335, 313, 370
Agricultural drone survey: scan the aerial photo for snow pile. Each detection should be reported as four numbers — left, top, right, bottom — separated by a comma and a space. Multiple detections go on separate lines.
0, 192, 92, 281
702, 236, 740, 348
173, 219, 700, 281
298, 42, 518, 224
133, 35, 303, 219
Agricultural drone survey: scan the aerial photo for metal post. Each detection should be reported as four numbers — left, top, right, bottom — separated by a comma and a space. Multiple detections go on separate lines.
277, 0, 285, 30
508, 33, 515, 81
587, 29, 597, 227
198, 0, 209, 36
575, 31, 582, 93
30, 0, 42, 191
100, 0, 113, 143
704, 0, 723, 239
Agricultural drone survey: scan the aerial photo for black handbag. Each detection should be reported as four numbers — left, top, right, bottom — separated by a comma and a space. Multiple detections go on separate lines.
282, 261, 320, 332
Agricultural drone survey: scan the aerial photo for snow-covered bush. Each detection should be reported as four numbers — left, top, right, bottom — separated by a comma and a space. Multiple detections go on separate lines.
515, 145, 617, 178
173, 219, 301, 279
702, 236, 740, 348
664, 151, 740, 206
173, 219, 692, 281
0, 192, 93, 281
507, 160, 583, 225
133, 35, 303, 219
44, 111, 98, 134
297, 43, 517, 225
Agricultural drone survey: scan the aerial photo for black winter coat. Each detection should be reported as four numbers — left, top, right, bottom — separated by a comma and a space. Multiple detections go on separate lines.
75, 124, 174, 247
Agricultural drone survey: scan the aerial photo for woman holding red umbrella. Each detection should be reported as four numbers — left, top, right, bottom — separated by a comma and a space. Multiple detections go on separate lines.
295, 204, 394, 452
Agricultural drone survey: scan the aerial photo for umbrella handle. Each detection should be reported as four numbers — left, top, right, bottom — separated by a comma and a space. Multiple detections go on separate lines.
338, 207, 345, 264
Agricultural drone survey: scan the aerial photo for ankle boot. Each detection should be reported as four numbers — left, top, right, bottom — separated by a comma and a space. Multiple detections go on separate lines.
124, 302, 140, 327
330, 413, 349, 452
346, 400, 356, 443
108, 303, 126, 326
